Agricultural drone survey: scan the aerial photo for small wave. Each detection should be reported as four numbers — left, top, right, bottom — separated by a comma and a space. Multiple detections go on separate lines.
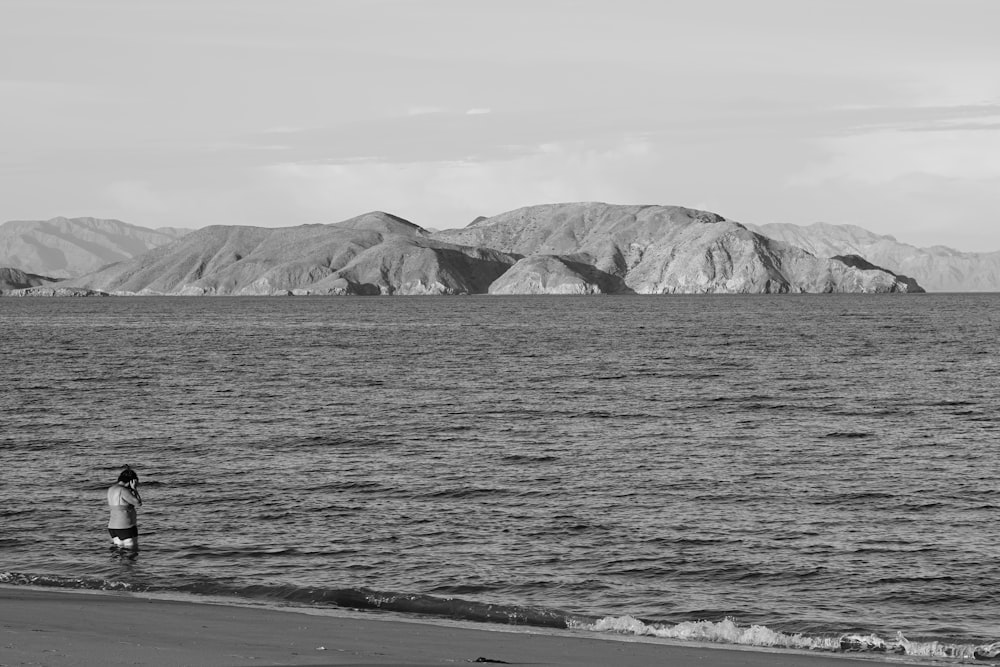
872, 575, 957, 586
743, 402, 785, 410
5, 572, 996, 660
580, 615, 841, 651
0, 571, 589, 629
424, 487, 508, 500
301, 479, 388, 494
578, 615, 1000, 660
898, 501, 945, 511
0, 508, 34, 518
671, 537, 732, 546
571, 410, 619, 419
174, 546, 300, 560
358, 591, 592, 628
813, 491, 895, 507
502, 454, 559, 463
1, 571, 145, 592
823, 431, 874, 439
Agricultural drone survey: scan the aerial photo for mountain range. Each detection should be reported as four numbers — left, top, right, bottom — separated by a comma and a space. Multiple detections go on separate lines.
746, 222, 1000, 293
0, 216, 190, 280
432, 203, 920, 294
50, 212, 517, 296
2, 204, 931, 296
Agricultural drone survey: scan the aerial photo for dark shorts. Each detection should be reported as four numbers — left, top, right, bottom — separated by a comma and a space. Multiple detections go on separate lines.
108, 526, 138, 539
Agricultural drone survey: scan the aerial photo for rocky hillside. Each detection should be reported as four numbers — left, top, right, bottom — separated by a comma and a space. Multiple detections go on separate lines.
0, 267, 58, 290
0, 217, 190, 279
433, 203, 922, 294
748, 222, 1000, 292
14, 205, 928, 296
59, 212, 518, 295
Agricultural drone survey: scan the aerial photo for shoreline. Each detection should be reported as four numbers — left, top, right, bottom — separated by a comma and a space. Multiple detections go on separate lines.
1, 585, 940, 666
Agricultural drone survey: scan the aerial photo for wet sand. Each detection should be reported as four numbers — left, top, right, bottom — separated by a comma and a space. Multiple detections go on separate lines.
0, 586, 930, 666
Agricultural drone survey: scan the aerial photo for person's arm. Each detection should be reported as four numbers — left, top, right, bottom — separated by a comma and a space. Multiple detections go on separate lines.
120, 487, 142, 507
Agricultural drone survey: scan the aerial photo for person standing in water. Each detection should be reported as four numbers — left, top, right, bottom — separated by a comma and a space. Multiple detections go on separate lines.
108, 465, 142, 550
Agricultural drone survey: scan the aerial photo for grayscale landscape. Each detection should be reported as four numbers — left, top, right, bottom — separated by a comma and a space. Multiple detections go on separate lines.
4, 204, 974, 295
3, 2, 998, 666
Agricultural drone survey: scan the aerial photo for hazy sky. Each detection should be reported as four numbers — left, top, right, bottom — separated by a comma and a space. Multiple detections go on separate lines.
2, 0, 999, 251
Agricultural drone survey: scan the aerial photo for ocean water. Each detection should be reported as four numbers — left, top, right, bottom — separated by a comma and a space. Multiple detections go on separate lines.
2, 295, 998, 661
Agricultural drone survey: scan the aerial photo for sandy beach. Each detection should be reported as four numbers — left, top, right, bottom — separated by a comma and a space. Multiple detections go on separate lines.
1, 586, 934, 667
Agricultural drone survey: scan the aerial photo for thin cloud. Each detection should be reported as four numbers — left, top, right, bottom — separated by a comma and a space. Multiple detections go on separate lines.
260, 125, 309, 134
790, 127, 1000, 186
406, 106, 448, 116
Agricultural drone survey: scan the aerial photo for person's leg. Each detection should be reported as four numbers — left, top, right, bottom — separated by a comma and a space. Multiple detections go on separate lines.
121, 526, 139, 550
109, 527, 138, 549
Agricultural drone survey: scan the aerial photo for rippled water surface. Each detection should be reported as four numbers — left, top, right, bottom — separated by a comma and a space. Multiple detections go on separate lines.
2, 295, 998, 658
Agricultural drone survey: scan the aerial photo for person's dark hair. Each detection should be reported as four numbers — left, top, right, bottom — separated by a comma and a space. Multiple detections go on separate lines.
118, 464, 141, 502
118, 464, 138, 484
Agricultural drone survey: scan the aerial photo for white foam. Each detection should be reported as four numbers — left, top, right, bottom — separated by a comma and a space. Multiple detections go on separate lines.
891, 632, 985, 660
579, 615, 841, 650
576, 615, 992, 658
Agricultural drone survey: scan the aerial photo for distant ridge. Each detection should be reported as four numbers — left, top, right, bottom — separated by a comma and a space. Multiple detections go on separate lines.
748, 222, 1000, 292
432, 203, 922, 294
0, 216, 190, 279
4, 205, 933, 295
55, 212, 518, 295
